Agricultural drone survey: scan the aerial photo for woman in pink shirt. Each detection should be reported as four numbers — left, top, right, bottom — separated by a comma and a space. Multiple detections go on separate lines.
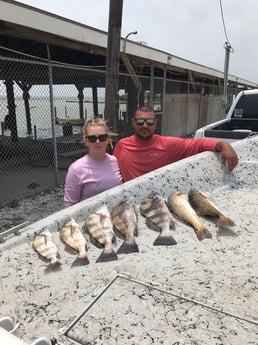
64, 117, 123, 207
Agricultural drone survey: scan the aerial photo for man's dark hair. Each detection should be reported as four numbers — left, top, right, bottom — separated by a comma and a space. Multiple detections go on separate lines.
134, 105, 154, 116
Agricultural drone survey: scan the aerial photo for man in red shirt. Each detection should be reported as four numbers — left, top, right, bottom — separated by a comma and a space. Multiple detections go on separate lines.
113, 105, 238, 182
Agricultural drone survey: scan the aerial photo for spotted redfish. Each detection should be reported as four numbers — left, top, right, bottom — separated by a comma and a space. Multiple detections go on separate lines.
167, 191, 212, 241
188, 189, 235, 227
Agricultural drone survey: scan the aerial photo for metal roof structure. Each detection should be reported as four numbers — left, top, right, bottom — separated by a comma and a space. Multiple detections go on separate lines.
0, 0, 257, 88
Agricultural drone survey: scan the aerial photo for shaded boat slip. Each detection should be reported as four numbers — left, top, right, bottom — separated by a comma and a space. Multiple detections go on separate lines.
0, 137, 258, 345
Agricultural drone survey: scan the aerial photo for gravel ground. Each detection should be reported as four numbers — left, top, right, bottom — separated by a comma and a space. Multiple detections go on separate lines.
0, 186, 65, 233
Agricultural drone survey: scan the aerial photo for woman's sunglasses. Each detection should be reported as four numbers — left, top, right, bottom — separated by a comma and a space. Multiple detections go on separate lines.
86, 134, 108, 143
134, 118, 156, 126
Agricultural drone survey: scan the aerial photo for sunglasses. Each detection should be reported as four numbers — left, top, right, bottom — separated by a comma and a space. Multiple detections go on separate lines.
86, 134, 108, 143
134, 118, 156, 126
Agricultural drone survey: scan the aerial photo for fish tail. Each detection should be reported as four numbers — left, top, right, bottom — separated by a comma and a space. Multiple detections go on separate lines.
153, 233, 177, 246
216, 216, 235, 227
194, 226, 212, 241
117, 239, 139, 254
45, 260, 62, 273
96, 249, 118, 263
71, 255, 90, 267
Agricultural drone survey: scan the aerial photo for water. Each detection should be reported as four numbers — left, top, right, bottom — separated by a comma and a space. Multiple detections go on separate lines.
0, 98, 127, 139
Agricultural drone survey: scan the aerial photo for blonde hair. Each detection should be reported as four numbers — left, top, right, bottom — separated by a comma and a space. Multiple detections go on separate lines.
83, 117, 115, 149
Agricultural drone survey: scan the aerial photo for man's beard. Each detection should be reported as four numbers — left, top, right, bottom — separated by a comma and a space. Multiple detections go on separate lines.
136, 129, 153, 140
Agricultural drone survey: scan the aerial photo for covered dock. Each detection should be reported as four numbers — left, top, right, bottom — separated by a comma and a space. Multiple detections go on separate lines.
1, 0, 257, 141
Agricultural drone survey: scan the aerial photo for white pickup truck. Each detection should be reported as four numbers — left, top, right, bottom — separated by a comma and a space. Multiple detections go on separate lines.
194, 89, 258, 142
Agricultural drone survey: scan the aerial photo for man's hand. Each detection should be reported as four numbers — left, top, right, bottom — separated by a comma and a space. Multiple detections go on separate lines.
215, 142, 239, 172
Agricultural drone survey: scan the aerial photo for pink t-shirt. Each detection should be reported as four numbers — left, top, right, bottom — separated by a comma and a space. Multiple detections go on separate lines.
64, 153, 122, 207
113, 134, 219, 182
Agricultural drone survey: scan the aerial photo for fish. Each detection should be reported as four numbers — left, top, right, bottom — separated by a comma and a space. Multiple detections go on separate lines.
140, 192, 177, 246
111, 197, 139, 254
188, 189, 235, 227
85, 205, 118, 263
32, 229, 61, 272
167, 191, 212, 241
60, 217, 89, 266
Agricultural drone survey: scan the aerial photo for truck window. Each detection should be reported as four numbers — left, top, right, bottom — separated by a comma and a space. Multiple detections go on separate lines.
232, 94, 258, 119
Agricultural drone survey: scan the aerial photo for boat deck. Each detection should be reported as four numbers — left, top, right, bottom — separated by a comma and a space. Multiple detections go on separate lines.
1, 137, 258, 345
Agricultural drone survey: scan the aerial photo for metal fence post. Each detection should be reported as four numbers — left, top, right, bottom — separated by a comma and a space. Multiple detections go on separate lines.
47, 44, 59, 184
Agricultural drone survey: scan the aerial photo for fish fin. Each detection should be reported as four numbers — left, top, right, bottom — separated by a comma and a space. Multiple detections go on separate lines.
113, 228, 125, 240
194, 226, 212, 241
199, 191, 210, 199
169, 220, 176, 230
71, 255, 90, 267
117, 240, 139, 254
153, 234, 177, 246
64, 245, 78, 255
96, 249, 118, 263
34, 251, 53, 263
112, 235, 117, 245
89, 235, 104, 249
70, 224, 77, 238
171, 213, 193, 228
146, 218, 160, 232
45, 260, 62, 274
43, 233, 48, 245
216, 216, 235, 227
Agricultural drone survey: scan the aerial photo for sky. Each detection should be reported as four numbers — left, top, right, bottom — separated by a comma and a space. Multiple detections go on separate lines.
15, 0, 258, 83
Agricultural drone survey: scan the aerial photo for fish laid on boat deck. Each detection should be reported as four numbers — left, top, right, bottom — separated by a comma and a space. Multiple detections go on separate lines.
32, 229, 61, 272
167, 191, 212, 241
111, 197, 139, 254
85, 204, 118, 263
60, 217, 89, 266
140, 192, 177, 246
188, 189, 235, 227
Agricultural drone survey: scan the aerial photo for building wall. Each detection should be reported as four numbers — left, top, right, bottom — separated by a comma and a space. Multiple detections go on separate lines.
162, 93, 225, 137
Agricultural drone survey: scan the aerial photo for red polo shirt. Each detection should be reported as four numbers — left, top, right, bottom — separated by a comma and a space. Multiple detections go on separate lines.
113, 134, 218, 182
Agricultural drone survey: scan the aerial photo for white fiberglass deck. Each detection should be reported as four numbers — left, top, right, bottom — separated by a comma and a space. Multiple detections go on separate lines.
1, 137, 258, 345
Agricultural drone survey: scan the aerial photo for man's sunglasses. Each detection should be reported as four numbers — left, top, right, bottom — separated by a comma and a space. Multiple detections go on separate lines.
85, 134, 108, 143
134, 118, 156, 126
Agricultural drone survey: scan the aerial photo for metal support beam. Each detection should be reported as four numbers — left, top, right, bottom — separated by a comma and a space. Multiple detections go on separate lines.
104, 0, 123, 131
120, 52, 141, 93
16, 82, 33, 135
92, 86, 98, 116
47, 44, 59, 184
149, 64, 154, 107
223, 41, 233, 108
5, 80, 18, 142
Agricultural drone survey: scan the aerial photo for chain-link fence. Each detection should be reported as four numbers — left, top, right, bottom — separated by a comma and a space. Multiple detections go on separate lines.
0, 51, 236, 206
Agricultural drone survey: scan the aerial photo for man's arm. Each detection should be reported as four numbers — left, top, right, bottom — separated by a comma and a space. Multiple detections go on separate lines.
215, 141, 239, 172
